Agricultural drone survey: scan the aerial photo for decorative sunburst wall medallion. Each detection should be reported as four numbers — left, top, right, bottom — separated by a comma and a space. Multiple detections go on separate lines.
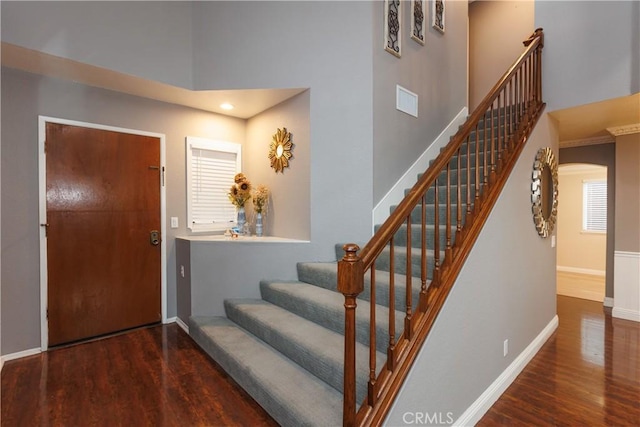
269, 128, 293, 173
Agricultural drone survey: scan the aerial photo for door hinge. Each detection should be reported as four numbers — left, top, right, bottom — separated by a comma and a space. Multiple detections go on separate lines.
162, 167, 165, 187
46, 309, 49, 320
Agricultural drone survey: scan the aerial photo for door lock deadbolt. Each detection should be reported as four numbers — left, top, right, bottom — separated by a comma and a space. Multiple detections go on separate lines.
150, 230, 160, 246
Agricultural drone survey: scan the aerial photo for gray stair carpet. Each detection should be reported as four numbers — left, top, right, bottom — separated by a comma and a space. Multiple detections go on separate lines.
224, 298, 386, 401
260, 278, 404, 353
189, 120, 500, 425
296, 261, 424, 313
190, 316, 342, 427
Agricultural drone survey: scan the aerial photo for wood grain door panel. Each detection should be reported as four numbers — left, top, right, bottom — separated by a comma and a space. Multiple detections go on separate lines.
46, 123, 161, 346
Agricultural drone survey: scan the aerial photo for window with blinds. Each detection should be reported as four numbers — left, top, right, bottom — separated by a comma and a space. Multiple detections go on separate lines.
186, 137, 242, 232
582, 180, 607, 232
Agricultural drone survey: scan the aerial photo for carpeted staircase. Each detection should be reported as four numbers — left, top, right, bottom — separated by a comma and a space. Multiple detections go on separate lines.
189, 122, 493, 426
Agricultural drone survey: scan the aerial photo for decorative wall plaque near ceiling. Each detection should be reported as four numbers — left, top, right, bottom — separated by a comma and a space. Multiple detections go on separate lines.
432, 0, 445, 34
269, 127, 293, 173
411, 0, 425, 45
384, 0, 401, 57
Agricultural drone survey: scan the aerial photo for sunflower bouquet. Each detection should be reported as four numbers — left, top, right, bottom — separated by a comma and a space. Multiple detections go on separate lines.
252, 184, 270, 214
228, 173, 252, 208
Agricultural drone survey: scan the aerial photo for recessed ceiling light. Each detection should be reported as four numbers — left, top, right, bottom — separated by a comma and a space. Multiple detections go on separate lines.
220, 103, 234, 110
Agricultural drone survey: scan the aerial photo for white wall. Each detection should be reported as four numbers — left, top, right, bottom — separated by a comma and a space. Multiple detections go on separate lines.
535, 0, 640, 111
386, 113, 559, 424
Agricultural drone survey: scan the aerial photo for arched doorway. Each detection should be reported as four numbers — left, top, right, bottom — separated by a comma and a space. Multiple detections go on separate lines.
557, 163, 607, 301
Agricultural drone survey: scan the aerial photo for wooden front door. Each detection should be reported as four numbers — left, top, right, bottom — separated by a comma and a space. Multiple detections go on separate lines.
45, 122, 161, 347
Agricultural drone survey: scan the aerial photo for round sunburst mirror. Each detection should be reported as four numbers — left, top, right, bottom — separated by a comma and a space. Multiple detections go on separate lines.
269, 128, 293, 173
531, 147, 559, 238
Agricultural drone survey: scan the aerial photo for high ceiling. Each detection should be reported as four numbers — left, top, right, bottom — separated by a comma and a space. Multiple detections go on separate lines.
3, 42, 638, 141
1, 42, 306, 120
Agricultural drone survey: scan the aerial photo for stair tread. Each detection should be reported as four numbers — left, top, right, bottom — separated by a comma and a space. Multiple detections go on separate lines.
189, 316, 343, 427
296, 262, 424, 310
225, 298, 385, 399
260, 279, 406, 345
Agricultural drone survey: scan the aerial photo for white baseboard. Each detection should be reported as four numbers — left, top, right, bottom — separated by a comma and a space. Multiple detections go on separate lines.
453, 315, 559, 426
164, 316, 177, 324
1, 347, 42, 365
372, 107, 469, 227
556, 265, 605, 277
176, 317, 190, 333
603, 297, 614, 308
612, 307, 640, 322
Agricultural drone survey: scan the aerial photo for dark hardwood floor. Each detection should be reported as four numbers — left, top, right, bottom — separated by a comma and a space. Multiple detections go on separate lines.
1, 324, 278, 427
480, 295, 640, 426
2, 295, 638, 426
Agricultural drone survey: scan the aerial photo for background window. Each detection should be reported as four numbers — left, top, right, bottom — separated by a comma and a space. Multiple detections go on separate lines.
186, 137, 242, 232
582, 180, 607, 232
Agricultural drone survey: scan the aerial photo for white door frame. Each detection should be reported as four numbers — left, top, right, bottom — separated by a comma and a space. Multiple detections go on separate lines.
38, 116, 168, 350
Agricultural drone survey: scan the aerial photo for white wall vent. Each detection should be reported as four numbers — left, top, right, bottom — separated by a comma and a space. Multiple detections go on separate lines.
396, 85, 418, 117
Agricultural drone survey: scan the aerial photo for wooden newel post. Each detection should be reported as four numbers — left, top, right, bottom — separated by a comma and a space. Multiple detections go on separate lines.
522, 28, 544, 121
523, 28, 544, 48
338, 243, 364, 427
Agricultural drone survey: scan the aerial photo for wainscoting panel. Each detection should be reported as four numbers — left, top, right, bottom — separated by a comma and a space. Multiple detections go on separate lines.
613, 251, 640, 322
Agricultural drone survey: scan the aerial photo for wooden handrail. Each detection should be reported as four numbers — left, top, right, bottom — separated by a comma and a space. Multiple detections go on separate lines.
338, 29, 546, 426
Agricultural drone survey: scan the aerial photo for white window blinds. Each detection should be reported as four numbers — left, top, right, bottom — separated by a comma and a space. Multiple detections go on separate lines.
186, 137, 241, 232
583, 180, 607, 232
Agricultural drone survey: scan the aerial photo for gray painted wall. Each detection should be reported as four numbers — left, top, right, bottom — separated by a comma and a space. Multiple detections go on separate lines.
469, 0, 534, 111
0, 67, 246, 354
185, 238, 314, 321
176, 238, 191, 325
1, 1, 195, 89
245, 91, 311, 240
0, 9, 561, 423
560, 144, 615, 299
192, 1, 375, 249
372, 0, 468, 204
615, 133, 640, 253
386, 113, 559, 424
2, 0, 469, 355
535, 0, 640, 112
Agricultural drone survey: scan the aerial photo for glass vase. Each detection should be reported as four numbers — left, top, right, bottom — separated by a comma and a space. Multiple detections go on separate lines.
237, 206, 246, 235
255, 212, 263, 237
